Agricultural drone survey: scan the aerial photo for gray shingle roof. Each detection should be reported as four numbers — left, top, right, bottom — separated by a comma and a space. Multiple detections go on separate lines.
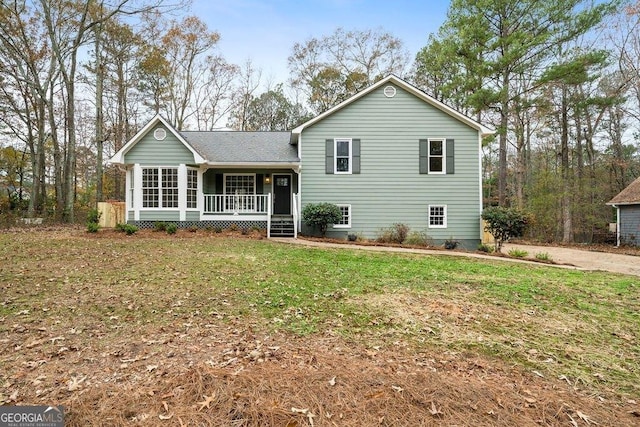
608, 176, 640, 205
180, 131, 299, 163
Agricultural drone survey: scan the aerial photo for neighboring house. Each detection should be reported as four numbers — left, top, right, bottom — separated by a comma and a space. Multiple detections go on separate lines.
109, 75, 493, 248
607, 176, 640, 246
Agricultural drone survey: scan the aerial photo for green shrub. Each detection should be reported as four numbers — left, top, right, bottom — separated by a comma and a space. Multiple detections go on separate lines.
86, 222, 100, 233
123, 224, 138, 235
535, 252, 552, 261
154, 221, 167, 232
508, 248, 528, 258
87, 208, 101, 224
302, 203, 342, 237
403, 231, 431, 246
481, 206, 530, 253
477, 243, 495, 253
166, 223, 177, 234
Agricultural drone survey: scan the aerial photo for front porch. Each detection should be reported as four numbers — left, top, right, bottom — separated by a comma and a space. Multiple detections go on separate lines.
125, 166, 300, 237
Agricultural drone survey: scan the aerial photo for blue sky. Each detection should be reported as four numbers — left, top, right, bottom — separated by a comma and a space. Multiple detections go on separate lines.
190, 0, 450, 84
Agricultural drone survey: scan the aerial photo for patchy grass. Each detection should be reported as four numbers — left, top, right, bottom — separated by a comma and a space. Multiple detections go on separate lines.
0, 229, 638, 426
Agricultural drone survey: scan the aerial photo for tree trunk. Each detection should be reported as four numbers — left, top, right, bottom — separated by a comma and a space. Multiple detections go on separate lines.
95, 21, 104, 205
560, 85, 573, 243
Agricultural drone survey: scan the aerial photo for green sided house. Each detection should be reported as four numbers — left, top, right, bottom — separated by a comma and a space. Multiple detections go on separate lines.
109, 75, 493, 248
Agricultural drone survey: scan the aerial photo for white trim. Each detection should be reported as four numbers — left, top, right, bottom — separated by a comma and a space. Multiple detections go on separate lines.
153, 128, 167, 140
333, 204, 352, 229
204, 162, 300, 171
428, 204, 447, 229
201, 214, 267, 222
615, 205, 620, 247
334, 138, 352, 174
478, 132, 483, 240
109, 114, 205, 165
291, 75, 495, 142
428, 138, 446, 174
133, 164, 142, 221
178, 164, 187, 221
197, 167, 205, 220
223, 173, 256, 195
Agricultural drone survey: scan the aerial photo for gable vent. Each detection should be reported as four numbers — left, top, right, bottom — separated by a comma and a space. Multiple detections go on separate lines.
153, 128, 167, 141
383, 85, 396, 98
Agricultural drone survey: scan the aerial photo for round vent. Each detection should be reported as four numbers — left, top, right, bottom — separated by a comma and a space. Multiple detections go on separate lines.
153, 128, 167, 141
383, 85, 396, 98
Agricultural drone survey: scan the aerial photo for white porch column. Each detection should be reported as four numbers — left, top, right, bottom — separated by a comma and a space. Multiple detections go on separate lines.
178, 163, 187, 221
198, 167, 206, 220
133, 164, 142, 221
133, 163, 142, 221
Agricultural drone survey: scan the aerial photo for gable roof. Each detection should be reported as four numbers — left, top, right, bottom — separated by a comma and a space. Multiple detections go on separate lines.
110, 114, 206, 164
607, 176, 640, 206
181, 131, 298, 164
109, 114, 298, 166
291, 75, 495, 142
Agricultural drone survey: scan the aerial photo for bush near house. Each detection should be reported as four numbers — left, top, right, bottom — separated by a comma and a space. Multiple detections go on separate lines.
302, 203, 342, 237
481, 206, 529, 253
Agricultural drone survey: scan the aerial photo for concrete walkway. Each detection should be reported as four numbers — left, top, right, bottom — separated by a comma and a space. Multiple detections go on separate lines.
272, 238, 640, 277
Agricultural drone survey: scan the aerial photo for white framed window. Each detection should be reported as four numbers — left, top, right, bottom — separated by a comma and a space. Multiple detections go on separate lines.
224, 174, 255, 195
161, 168, 178, 208
224, 174, 255, 211
428, 205, 447, 228
142, 168, 159, 208
428, 139, 445, 174
335, 138, 352, 174
187, 168, 198, 209
334, 204, 351, 228
142, 167, 178, 208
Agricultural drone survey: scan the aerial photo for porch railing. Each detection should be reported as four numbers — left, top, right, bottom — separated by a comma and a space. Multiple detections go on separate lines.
203, 194, 269, 214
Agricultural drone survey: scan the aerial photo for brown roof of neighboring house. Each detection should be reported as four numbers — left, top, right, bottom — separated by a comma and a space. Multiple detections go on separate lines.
607, 176, 640, 205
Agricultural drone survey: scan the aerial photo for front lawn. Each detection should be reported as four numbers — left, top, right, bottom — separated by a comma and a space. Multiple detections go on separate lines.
1, 229, 638, 426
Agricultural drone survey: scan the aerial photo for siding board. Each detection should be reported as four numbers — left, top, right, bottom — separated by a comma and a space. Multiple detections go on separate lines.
125, 124, 195, 165
300, 83, 481, 242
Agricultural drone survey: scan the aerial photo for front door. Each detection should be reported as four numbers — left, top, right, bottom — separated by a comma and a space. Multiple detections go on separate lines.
273, 174, 291, 215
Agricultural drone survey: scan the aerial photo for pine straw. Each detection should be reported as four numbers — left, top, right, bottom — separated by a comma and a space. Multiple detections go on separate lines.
61, 337, 634, 427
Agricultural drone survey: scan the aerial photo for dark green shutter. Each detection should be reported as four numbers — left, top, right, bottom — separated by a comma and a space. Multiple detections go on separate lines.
325, 139, 334, 174
256, 174, 263, 194
419, 139, 428, 174
446, 139, 455, 174
352, 139, 361, 174
215, 173, 223, 194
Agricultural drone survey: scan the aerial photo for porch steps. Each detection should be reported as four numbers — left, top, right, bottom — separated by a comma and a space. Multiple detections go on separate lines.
270, 215, 295, 237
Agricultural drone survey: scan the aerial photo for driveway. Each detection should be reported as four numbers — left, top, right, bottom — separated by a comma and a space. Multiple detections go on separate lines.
503, 243, 640, 277
273, 238, 640, 277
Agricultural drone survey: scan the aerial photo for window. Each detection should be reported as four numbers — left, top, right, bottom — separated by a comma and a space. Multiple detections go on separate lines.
162, 168, 178, 208
225, 174, 255, 195
142, 167, 178, 208
419, 139, 453, 175
334, 204, 351, 228
225, 174, 255, 211
142, 168, 159, 208
187, 169, 198, 209
429, 139, 445, 173
428, 205, 447, 228
335, 139, 351, 173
